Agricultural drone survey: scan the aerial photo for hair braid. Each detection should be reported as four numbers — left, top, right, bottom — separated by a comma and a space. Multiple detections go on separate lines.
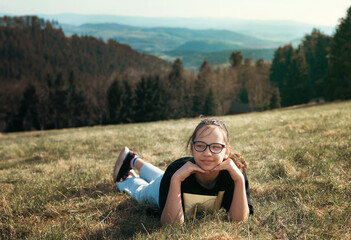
229, 152, 247, 171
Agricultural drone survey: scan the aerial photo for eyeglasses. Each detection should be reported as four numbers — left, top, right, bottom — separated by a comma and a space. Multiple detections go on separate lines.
192, 141, 225, 154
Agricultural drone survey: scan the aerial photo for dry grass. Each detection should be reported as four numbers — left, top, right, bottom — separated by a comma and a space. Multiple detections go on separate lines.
0, 101, 350, 239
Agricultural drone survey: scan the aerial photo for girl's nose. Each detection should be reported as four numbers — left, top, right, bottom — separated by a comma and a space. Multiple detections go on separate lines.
203, 146, 212, 155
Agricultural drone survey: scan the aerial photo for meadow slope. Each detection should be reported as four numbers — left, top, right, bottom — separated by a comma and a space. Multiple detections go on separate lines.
0, 101, 350, 239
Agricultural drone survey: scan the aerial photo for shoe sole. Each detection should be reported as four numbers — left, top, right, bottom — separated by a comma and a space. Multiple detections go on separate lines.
113, 146, 130, 182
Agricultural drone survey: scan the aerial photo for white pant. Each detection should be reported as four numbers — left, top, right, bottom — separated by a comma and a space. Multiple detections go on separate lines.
116, 163, 164, 207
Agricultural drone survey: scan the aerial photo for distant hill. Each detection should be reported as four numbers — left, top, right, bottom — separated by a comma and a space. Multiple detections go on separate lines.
59, 22, 282, 68
174, 40, 245, 52
61, 23, 282, 53
35, 13, 335, 42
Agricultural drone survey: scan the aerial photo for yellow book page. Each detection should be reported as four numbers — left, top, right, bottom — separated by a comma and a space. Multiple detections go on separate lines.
183, 191, 224, 218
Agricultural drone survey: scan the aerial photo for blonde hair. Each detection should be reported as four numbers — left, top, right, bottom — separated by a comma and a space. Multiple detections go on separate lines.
187, 118, 247, 171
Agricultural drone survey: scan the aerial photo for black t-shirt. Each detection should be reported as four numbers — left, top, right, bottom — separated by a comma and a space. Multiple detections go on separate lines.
159, 157, 254, 218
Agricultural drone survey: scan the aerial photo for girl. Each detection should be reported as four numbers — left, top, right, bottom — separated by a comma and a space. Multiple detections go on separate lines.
113, 118, 253, 225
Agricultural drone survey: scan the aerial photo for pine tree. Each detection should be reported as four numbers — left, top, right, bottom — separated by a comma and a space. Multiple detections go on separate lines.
229, 51, 243, 68
300, 29, 332, 99
36, 74, 51, 129
256, 59, 264, 68
107, 79, 124, 124
327, 6, 351, 100
134, 75, 169, 122
203, 88, 218, 116
52, 73, 68, 128
238, 82, 249, 104
288, 51, 309, 105
67, 71, 88, 127
269, 87, 281, 109
119, 80, 134, 123
18, 83, 40, 131
193, 61, 212, 116
167, 58, 185, 118
269, 44, 294, 106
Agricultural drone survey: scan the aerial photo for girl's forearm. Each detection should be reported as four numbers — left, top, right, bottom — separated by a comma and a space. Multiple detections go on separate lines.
160, 178, 184, 225
228, 178, 249, 222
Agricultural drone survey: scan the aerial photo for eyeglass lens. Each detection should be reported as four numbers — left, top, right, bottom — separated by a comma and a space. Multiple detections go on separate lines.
193, 141, 224, 153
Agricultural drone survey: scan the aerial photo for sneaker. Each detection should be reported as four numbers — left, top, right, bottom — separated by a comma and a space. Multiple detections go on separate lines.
122, 169, 139, 181
113, 147, 137, 182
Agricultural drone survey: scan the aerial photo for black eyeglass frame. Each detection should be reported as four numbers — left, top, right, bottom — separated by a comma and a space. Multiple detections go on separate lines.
192, 141, 226, 154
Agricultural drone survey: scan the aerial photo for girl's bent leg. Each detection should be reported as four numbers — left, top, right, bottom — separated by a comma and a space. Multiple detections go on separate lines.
139, 163, 164, 183
117, 174, 163, 207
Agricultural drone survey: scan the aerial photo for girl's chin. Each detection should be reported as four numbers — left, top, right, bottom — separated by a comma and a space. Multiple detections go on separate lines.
198, 164, 217, 172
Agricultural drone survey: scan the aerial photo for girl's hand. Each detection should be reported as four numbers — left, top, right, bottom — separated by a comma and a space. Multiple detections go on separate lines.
172, 161, 207, 183
212, 159, 244, 182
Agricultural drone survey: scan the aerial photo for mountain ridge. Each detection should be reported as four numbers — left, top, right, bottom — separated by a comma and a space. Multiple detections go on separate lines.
1, 12, 336, 42
1, 13, 334, 69
59, 21, 284, 68
35, 13, 335, 41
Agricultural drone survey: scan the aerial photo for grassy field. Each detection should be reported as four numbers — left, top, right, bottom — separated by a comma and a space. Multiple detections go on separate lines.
0, 101, 350, 239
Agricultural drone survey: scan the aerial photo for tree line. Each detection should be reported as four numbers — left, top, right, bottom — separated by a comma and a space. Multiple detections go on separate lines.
2, 55, 273, 131
269, 6, 351, 106
1, 6, 351, 132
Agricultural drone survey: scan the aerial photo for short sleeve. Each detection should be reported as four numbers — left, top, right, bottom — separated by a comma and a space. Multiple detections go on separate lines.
158, 157, 190, 213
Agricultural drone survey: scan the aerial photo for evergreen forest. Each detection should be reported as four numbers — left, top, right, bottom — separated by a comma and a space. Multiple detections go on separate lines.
1, 7, 350, 132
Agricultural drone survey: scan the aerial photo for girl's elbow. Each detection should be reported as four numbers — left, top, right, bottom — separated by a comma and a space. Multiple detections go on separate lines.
161, 212, 184, 225
237, 215, 249, 222
229, 213, 249, 222
161, 218, 184, 226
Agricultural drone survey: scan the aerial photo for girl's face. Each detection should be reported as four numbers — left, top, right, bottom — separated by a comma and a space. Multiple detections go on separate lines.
191, 126, 231, 171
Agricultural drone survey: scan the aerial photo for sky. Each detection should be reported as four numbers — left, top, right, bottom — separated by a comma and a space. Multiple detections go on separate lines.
1, 0, 350, 27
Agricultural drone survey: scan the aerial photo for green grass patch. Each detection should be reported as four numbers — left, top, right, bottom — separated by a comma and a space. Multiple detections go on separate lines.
0, 101, 350, 239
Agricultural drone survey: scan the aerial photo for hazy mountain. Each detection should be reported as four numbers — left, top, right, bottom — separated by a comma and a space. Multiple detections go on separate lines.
36, 13, 335, 42
58, 21, 285, 68
61, 22, 282, 52
58, 22, 283, 68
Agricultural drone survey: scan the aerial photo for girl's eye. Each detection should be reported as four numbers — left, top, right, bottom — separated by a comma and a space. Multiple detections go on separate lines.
196, 143, 205, 148
212, 146, 221, 151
